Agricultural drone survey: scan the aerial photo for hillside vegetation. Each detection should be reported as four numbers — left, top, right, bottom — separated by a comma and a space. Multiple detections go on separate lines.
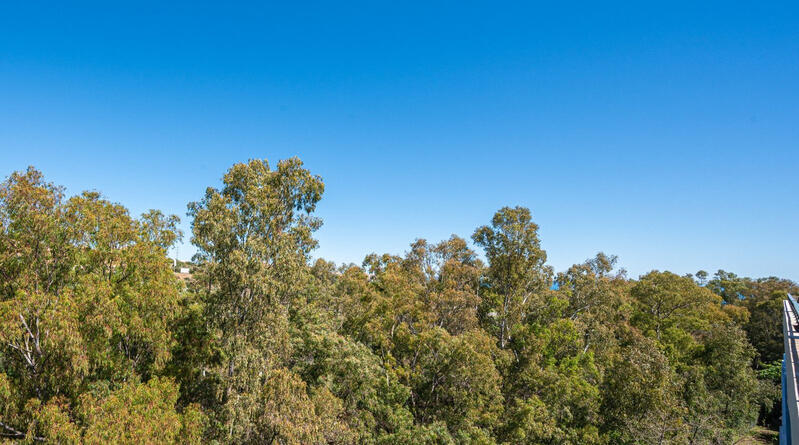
0, 159, 793, 444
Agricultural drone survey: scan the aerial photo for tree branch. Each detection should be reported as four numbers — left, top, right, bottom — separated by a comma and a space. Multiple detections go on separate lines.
0, 419, 45, 442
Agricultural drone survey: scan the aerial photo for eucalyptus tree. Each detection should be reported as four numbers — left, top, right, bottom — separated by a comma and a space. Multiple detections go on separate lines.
188, 158, 324, 441
0, 167, 192, 442
472, 206, 553, 349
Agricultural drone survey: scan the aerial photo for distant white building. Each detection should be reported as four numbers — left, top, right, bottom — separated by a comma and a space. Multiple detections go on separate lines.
179, 267, 190, 274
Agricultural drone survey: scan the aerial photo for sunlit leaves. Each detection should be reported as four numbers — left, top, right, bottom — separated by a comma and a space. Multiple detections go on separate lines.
0, 167, 186, 441
0, 162, 782, 443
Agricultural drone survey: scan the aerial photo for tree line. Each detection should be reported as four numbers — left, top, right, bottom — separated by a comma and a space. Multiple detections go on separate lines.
0, 159, 794, 444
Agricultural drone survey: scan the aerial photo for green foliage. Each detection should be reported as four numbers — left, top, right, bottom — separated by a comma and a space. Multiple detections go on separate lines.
81, 377, 190, 445
0, 161, 785, 443
0, 167, 189, 442
472, 206, 553, 349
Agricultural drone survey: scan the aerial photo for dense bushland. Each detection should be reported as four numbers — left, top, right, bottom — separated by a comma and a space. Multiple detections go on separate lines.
0, 159, 793, 444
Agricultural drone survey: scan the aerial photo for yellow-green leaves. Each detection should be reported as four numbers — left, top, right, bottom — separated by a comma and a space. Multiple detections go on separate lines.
80, 378, 194, 445
0, 167, 186, 442
473, 206, 553, 349
0, 163, 781, 443
188, 158, 325, 441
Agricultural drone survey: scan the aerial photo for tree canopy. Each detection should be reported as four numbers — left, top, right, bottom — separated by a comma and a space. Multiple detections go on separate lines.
0, 160, 788, 444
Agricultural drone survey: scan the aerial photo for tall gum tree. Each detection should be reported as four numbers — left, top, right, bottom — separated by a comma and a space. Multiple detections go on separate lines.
472, 207, 553, 349
188, 158, 324, 441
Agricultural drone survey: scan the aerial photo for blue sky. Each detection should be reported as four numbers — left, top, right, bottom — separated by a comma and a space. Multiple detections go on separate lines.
1, 1, 797, 280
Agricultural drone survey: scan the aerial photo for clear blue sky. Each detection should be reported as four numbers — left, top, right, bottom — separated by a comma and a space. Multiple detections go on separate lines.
1, 1, 797, 280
